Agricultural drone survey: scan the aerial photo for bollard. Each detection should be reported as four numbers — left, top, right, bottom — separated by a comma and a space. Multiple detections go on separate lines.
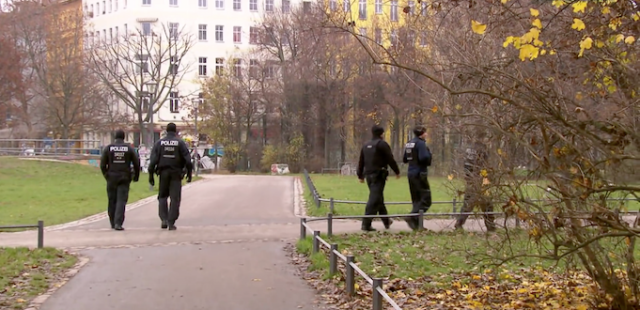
372, 278, 383, 310
329, 243, 338, 275
452, 198, 457, 213
312, 231, 320, 253
37, 220, 44, 249
300, 218, 307, 240
327, 213, 333, 237
330, 197, 335, 214
418, 209, 424, 230
346, 255, 355, 296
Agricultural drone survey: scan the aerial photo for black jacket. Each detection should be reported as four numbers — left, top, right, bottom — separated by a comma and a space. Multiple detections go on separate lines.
357, 138, 400, 179
403, 137, 432, 176
148, 132, 193, 175
100, 139, 140, 181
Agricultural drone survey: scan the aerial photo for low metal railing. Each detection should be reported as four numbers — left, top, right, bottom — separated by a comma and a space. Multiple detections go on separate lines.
0, 220, 45, 248
299, 218, 403, 310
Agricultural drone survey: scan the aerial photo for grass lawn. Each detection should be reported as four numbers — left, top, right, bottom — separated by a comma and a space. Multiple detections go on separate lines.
0, 247, 77, 309
306, 174, 640, 217
0, 157, 200, 228
296, 231, 613, 309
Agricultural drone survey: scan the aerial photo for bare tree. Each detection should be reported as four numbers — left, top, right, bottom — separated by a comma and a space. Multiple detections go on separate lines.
88, 23, 195, 146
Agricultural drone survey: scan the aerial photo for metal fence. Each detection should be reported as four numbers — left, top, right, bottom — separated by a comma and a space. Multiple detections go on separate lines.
0, 139, 102, 156
299, 217, 403, 310
0, 220, 45, 248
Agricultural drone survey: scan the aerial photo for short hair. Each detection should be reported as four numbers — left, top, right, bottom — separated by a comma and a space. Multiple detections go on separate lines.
413, 126, 426, 137
371, 125, 385, 137
166, 123, 177, 133
115, 129, 125, 140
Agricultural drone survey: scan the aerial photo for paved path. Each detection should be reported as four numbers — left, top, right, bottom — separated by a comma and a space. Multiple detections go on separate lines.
0, 175, 333, 310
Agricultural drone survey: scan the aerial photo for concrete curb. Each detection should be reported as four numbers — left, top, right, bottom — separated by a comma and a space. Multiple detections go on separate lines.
24, 254, 91, 310
46, 178, 210, 231
293, 177, 308, 218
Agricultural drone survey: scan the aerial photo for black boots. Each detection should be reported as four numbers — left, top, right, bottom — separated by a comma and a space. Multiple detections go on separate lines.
161, 220, 168, 229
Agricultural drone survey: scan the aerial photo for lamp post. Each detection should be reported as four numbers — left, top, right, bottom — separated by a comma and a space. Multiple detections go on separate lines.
190, 95, 201, 177
144, 80, 158, 148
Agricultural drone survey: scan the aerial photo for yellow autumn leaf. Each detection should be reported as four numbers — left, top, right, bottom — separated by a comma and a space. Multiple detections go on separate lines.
532, 18, 542, 29
530, 8, 539, 17
519, 44, 540, 61
549, 50, 556, 55
431, 105, 438, 113
601, 6, 610, 14
501, 0, 509, 3
571, 1, 587, 13
455, 104, 462, 110
447, 174, 454, 181
596, 40, 605, 48
482, 177, 491, 185
480, 169, 488, 177
552, 0, 564, 8
634, 12, 640, 21
615, 34, 625, 43
503, 36, 516, 48
625, 36, 635, 45
578, 37, 593, 57
471, 20, 487, 35
571, 18, 585, 31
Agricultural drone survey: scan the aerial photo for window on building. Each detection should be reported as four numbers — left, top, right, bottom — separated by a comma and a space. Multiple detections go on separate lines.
198, 57, 207, 76
115, 26, 119, 42
374, 0, 381, 14
90, 4, 94, 15
169, 92, 179, 113
249, 26, 258, 44
249, 59, 258, 77
342, 0, 349, 11
136, 54, 149, 73
215, 25, 224, 42
215, 0, 223, 9
170, 56, 179, 75
249, 0, 257, 11
329, 0, 335, 10
390, 29, 397, 45
142, 97, 150, 112
264, 63, 275, 78
358, 0, 366, 18
390, 0, 398, 21
170, 0, 177, 6
374, 28, 381, 45
408, 0, 414, 14
102, 0, 106, 13
359, 27, 366, 36
421, 1, 427, 15
233, 0, 240, 10
142, 0, 150, 5
282, 0, 290, 12
169, 22, 179, 39
96, 2, 100, 15
103, 29, 107, 41
199, 0, 207, 7
124, 23, 128, 35
233, 26, 241, 43
215, 58, 224, 76
141, 22, 151, 36
408, 30, 415, 45
265, 0, 273, 11
233, 59, 242, 77
115, 0, 118, 10
198, 24, 207, 40
109, 28, 113, 42
109, 0, 112, 12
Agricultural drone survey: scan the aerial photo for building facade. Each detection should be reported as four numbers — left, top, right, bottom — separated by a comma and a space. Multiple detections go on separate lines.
83, 0, 301, 147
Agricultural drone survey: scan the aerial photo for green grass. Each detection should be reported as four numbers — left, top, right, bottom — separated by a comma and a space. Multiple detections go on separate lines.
0, 247, 78, 309
0, 157, 200, 228
306, 174, 640, 216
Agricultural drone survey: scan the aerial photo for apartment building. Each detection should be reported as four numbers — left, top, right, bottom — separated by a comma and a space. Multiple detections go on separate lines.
83, 0, 301, 145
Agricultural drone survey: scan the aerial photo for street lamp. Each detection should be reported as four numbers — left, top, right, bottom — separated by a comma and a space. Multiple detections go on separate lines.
144, 80, 158, 147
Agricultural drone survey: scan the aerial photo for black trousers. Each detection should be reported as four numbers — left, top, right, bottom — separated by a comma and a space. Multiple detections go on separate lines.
106, 176, 130, 227
362, 172, 391, 229
406, 173, 432, 228
455, 173, 495, 231
158, 170, 183, 224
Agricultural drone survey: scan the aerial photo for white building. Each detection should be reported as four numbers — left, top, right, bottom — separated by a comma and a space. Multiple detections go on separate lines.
82, 0, 300, 147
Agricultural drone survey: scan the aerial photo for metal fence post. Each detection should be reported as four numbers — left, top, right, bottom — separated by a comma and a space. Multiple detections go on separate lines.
37, 220, 44, 249
372, 278, 383, 310
418, 210, 424, 230
452, 198, 457, 213
312, 231, 320, 254
346, 255, 355, 296
327, 213, 333, 237
300, 218, 307, 240
330, 197, 335, 214
329, 243, 338, 275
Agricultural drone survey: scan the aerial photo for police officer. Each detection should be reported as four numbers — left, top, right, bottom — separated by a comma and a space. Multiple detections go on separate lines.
99, 129, 140, 231
148, 123, 193, 231
402, 126, 432, 230
454, 134, 496, 232
357, 125, 401, 232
